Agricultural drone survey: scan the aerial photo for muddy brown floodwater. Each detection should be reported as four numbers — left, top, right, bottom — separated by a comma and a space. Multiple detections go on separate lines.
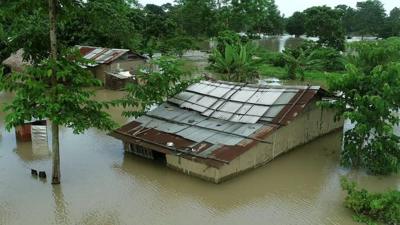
0, 90, 399, 225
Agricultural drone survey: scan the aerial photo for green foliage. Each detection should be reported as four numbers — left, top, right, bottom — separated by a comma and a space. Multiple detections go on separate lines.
294, 40, 345, 72
326, 38, 400, 175
0, 48, 116, 133
379, 7, 400, 38
209, 42, 261, 83
79, 0, 141, 50
347, 38, 400, 74
303, 6, 345, 51
335, 4, 358, 35
0, 0, 141, 62
286, 12, 306, 37
262, 51, 286, 68
310, 47, 345, 72
341, 177, 400, 225
161, 36, 196, 57
282, 47, 322, 81
140, 3, 179, 55
258, 63, 344, 88
355, 0, 386, 37
118, 57, 196, 118
229, 0, 284, 35
215, 30, 247, 54
174, 0, 218, 37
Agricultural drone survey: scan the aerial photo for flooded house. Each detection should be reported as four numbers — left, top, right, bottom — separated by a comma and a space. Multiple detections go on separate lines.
78, 46, 147, 89
110, 80, 343, 183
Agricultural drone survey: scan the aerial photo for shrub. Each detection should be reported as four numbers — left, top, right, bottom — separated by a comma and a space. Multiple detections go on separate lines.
310, 47, 345, 71
299, 40, 345, 72
264, 51, 286, 67
215, 30, 248, 55
341, 177, 400, 225
347, 37, 400, 74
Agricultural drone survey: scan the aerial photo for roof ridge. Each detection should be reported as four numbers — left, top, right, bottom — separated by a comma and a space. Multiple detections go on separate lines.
200, 80, 322, 90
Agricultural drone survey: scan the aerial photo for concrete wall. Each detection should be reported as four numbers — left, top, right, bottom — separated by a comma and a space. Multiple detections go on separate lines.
165, 101, 343, 183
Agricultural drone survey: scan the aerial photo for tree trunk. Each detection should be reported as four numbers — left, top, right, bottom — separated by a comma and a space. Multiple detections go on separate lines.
51, 123, 60, 184
49, 0, 57, 60
48, 0, 60, 185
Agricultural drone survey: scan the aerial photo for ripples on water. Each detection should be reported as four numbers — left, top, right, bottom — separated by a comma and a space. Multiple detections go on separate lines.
0, 90, 399, 225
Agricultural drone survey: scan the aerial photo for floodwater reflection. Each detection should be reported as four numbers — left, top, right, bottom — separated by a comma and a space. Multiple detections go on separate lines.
0, 90, 399, 225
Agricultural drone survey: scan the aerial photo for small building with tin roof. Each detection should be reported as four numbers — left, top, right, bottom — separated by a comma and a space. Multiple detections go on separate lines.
78, 46, 147, 89
111, 80, 343, 183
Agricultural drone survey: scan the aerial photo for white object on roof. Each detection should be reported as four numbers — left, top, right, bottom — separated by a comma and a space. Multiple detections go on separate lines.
258, 78, 282, 86
107, 71, 134, 80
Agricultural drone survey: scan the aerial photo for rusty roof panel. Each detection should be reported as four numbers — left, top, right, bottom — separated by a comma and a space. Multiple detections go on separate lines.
206, 133, 244, 146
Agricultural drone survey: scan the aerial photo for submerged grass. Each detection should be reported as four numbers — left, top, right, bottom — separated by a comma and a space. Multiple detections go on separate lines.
258, 64, 345, 88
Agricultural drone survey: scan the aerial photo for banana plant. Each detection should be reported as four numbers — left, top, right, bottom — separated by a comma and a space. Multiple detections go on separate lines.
210, 42, 261, 83
283, 48, 322, 81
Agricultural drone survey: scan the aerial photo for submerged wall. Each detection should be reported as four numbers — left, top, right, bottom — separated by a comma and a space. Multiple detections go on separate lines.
165, 101, 343, 183
91, 59, 146, 83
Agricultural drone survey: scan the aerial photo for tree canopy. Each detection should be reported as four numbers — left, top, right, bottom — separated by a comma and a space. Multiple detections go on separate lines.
355, 0, 386, 37
303, 6, 345, 51
326, 38, 400, 175
286, 12, 306, 37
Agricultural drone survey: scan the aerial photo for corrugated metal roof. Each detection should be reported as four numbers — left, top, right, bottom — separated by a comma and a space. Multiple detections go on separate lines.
169, 80, 320, 124
77, 46, 145, 66
143, 103, 264, 146
111, 80, 327, 167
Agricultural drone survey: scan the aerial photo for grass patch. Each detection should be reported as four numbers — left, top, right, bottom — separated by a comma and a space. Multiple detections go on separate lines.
258, 64, 345, 88
258, 64, 287, 78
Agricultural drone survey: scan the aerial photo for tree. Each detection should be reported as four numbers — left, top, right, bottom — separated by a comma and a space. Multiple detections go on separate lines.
379, 7, 400, 38
304, 6, 345, 51
79, 0, 141, 50
174, 0, 218, 37
263, 0, 284, 35
286, 12, 306, 37
355, 0, 386, 37
229, 0, 283, 35
140, 4, 178, 55
209, 42, 261, 83
389, 7, 400, 36
48, 0, 59, 184
326, 38, 400, 175
0, 1, 116, 184
161, 36, 196, 57
335, 5, 357, 35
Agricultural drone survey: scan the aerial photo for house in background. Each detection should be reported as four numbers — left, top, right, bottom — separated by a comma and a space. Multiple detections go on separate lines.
1, 49, 31, 74
2, 47, 147, 90
78, 46, 147, 89
111, 80, 343, 183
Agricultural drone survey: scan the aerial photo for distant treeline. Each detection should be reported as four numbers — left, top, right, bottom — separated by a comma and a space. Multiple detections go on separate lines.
0, 0, 399, 61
